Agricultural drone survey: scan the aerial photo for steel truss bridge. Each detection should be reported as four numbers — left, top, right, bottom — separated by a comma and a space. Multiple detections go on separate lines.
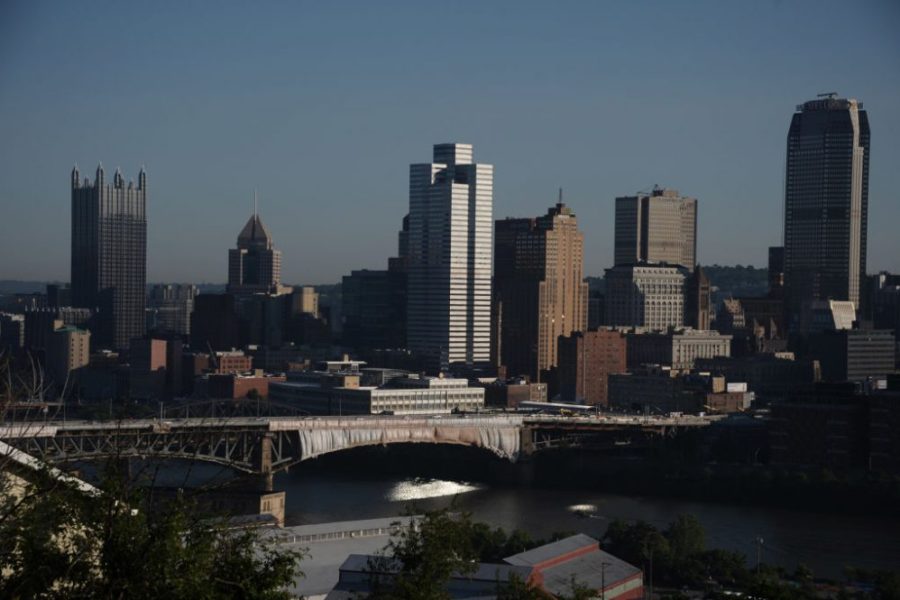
0, 414, 716, 490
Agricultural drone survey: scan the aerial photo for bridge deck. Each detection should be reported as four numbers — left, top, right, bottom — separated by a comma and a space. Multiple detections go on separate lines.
0, 413, 718, 440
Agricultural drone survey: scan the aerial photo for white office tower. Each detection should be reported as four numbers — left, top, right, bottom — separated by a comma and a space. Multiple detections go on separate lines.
407, 143, 493, 371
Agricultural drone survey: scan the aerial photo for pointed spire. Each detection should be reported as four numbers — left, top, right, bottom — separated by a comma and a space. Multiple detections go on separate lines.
114, 166, 124, 187
96, 162, 105, 185
138, 165, 147, 190
71, 164, 80, 189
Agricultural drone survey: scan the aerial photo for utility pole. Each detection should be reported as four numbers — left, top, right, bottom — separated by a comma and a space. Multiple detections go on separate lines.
600, 561, 610, 600
755, 536, 764, 575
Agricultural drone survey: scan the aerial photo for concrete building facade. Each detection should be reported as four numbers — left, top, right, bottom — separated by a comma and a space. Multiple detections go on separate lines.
147, 284, 197, 337
604, 265, 685, 330
47, 326, 90, 390
493, 199, 588, 380
626, 328, 732, 370
407, 143, 493, 370
269, 371, 484, 415
614, 186, 697, 269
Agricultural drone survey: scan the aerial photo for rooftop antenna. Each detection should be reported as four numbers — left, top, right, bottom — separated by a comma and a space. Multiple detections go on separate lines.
558, 187, 563, 206
254, 190, 258, 217
817, 92, 838, 99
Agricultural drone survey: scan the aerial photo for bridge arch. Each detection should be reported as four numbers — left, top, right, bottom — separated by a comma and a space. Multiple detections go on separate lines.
283, 422, 521, 467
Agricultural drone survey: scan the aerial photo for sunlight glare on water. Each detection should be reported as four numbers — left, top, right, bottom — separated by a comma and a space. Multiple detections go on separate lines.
386, 478, 481, 502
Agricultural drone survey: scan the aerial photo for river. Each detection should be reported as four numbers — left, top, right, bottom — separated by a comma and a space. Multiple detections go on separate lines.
276, 469, 900, 579
146, 448, 900, 579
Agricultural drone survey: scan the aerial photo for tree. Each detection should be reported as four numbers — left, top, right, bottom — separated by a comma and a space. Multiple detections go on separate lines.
603, 518, 670, 571
496, 573, 553, 600
0, 353, 305, 599
367, 507, 480, 599
666, 514, 705, 558
1, 456, 305, 600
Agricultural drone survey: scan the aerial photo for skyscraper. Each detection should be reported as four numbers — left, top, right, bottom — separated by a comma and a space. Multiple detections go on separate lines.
227, 207, 283, 296
783, 95, 870, 330
494, 198, 588, 380
407, 143, 493, 370
614, 187, 697, 270
71, 164, 147, 350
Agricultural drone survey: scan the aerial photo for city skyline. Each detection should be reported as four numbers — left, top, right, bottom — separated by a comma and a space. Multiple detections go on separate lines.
1, 1, 899, 284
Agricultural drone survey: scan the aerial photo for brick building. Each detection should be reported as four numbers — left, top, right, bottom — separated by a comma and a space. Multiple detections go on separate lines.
557, 329, 626, 406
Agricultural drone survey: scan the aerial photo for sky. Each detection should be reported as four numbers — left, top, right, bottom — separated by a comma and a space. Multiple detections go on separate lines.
1, 0, 898, 285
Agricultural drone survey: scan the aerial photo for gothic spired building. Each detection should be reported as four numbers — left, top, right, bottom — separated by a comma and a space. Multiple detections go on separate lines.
71, 164, 147, 350
227, 208, 283, 296
783, 95, 870, 330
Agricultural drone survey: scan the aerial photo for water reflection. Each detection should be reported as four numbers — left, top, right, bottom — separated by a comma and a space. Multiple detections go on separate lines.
279, 470, 900, 576
386, 478, 481, 502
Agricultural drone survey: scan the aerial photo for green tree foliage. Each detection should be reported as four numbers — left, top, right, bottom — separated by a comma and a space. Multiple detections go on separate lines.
367, 507, 480, 600
0, 353, 304, 600
367, 508, 580, 600
0, 464, 304, 600
665, 515, 705, 557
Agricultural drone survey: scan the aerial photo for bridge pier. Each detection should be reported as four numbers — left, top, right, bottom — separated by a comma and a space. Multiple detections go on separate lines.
255, 433, 274, 492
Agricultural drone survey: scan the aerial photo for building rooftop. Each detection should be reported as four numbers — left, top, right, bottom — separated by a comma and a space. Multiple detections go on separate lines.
237, 213, 273, 248
504, 534, 641, 596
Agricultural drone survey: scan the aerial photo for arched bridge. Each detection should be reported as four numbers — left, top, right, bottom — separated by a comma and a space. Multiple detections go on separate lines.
0, 414, 716, 490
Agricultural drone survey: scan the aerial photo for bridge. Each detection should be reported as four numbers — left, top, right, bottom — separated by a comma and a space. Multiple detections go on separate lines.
0, 414, 716, 490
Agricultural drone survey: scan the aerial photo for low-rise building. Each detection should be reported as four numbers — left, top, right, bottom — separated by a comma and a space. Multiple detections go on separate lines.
213, 350, 253, 374
608, 366, 697, 414
269, 371, 484, 415
328, 533, 643, 600
205, 372, 286, 399
483, 377, 548, 408
626, 327, 731, 370
695, 353, 820, 403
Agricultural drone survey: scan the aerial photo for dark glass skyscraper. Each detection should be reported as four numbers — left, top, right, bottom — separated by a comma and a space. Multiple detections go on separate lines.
71, 164, 147, 350
227, 209, 282, 296
783, 95, 870, 330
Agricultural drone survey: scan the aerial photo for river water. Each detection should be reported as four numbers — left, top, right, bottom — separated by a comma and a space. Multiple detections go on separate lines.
276, 469, 900, 578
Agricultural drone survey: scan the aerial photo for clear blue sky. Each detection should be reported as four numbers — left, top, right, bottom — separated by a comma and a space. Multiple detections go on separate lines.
1, 0, 898, 284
